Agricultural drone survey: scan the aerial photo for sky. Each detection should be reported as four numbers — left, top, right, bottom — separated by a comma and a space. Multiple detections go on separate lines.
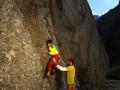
87, 0, 119, 16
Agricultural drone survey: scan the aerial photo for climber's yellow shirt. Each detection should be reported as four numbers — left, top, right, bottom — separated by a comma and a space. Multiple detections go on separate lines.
48, 44, 59, 55
66, 65, 75, 85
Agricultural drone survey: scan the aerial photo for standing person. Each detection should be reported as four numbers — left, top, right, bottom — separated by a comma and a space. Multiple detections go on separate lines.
56, 58, 75, 90
43, 39, 60, 78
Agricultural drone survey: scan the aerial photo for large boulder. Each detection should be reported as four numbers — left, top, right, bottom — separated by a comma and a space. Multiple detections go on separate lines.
0, 0, 108, 90
97, 2, 120, 79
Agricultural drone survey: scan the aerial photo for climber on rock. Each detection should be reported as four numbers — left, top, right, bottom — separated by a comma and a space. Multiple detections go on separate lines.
56, 58, 75, 90
43, 39, 60, 78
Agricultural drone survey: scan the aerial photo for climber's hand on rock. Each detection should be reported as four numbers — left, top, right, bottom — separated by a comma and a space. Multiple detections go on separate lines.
43, 48, 49, 54
45, 51, 50, 55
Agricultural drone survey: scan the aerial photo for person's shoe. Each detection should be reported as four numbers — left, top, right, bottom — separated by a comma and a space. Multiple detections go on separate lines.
43, 74, 49, 78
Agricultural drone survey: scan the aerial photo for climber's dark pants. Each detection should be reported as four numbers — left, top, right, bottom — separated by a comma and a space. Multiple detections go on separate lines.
67, 84, 75, 90
47, 54, 60, 74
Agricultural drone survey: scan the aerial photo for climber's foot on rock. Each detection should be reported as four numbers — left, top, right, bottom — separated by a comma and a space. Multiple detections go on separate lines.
43, 72, 50, 78
43, 74, 49, 78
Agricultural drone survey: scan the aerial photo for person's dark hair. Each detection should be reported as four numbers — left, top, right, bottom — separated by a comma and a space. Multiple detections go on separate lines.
68, 58, 74, 64
46, 39, 52, 44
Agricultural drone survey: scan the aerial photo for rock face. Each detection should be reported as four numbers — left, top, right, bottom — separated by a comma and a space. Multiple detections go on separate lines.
0, 0, 57, 90
102, 80, 120, 90
0, 0, 108, 90
97, 3, 120, 79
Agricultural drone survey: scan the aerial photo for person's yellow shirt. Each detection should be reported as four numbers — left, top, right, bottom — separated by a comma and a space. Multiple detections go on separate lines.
48, 44, 59, 55
66, 65, 75, 85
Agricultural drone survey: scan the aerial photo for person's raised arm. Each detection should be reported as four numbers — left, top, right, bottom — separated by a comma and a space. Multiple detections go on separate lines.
56, 65, 67, 71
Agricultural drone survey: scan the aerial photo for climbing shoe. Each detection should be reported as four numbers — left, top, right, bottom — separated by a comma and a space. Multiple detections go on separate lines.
43, 74, 49, 78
